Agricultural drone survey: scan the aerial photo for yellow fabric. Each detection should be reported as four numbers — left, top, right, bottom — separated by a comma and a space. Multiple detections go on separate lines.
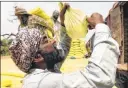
29, 7, 50, 21
58, 2, 64, 11
46, 30, 54, 39
1, 72, 25, 78
59, 3, 89, 72
1, 79, 12, 87
1, 72, 24, 87
60, 58, 88, 73
68, 39, 88, 58
65, 8, 88, 39
1, 76, 22, 88
58, 2, 88, 39
29, 7, 54, 27
60, 39, 88, 73
29, 7, 54, 38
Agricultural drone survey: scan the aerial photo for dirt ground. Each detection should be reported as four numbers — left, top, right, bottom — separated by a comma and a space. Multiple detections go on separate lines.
1, 56, 24, 74
1, 56, 117, 88
1, 56, 24, 88
1, 56, 88, 88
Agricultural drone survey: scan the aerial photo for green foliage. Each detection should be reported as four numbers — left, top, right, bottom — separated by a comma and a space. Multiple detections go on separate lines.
1, 38, 13, 56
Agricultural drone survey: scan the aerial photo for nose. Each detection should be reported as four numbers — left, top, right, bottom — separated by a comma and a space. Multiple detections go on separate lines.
49, 39, 56, 44
50, 40, 57, 49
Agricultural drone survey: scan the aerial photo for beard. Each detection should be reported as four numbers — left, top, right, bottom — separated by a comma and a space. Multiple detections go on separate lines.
38, 48, 64, 69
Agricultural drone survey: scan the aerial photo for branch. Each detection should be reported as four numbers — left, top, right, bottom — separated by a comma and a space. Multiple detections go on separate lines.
1, 33, 16, 39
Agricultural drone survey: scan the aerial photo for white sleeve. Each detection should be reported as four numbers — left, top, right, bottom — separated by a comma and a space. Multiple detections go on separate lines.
82, 23, 120, 87
62, 23, 120, 88
84, 29, 95, 44
22, 82, 38, 88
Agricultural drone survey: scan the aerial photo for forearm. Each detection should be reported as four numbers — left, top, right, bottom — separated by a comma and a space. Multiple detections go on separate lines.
59, 4, 71, 57
59, 26, 71, 58
60, 5, 68, 26
54, 26, 71, 70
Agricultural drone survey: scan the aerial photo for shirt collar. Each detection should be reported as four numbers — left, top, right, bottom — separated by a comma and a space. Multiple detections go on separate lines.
29, 68, 49, 75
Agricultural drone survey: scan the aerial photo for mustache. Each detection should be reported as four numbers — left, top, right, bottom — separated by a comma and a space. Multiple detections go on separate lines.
36, 47, 64, 64
42, 49, 64, 63
40, 48, 64, 69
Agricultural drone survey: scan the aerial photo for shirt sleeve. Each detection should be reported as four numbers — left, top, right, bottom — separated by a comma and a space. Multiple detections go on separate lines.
84, 29, 95, 44
62, 24, 120, 88
61, 23, 120, 88
80, 23, 120, 87
22, 82, 38, 88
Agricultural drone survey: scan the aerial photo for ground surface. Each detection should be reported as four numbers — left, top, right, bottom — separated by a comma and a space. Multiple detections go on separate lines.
1, 56, 88, 88
1, 56, 24, 88
1, 56, 24, 73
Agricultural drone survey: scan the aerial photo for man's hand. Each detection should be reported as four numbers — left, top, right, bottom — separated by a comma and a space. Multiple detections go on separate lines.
85, 52, 91, 58
60, 3, 70, 26
117, 63, 128, 71
87, 13, 104, 28
64, 3, 70, 9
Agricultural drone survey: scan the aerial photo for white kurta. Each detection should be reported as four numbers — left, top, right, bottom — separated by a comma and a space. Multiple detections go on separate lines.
22, 23, 120, 88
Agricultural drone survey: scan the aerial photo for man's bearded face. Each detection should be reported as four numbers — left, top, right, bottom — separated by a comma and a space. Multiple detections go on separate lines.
38, 37, 64, 69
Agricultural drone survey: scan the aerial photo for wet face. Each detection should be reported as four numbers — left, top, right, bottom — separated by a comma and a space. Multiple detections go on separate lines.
39, 35, 56, 53
38, 36, 64, 69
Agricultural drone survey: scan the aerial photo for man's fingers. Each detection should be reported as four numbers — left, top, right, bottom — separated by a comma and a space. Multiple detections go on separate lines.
86, 17, 95, 28
64, 3, 70, 9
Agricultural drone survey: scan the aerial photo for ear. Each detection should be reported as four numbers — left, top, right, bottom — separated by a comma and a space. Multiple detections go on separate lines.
33, 55, 44, 63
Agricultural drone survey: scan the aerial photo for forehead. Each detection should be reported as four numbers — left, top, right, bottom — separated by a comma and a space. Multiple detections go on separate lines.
91, 13, 96, 17
91, 13, 102, 18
